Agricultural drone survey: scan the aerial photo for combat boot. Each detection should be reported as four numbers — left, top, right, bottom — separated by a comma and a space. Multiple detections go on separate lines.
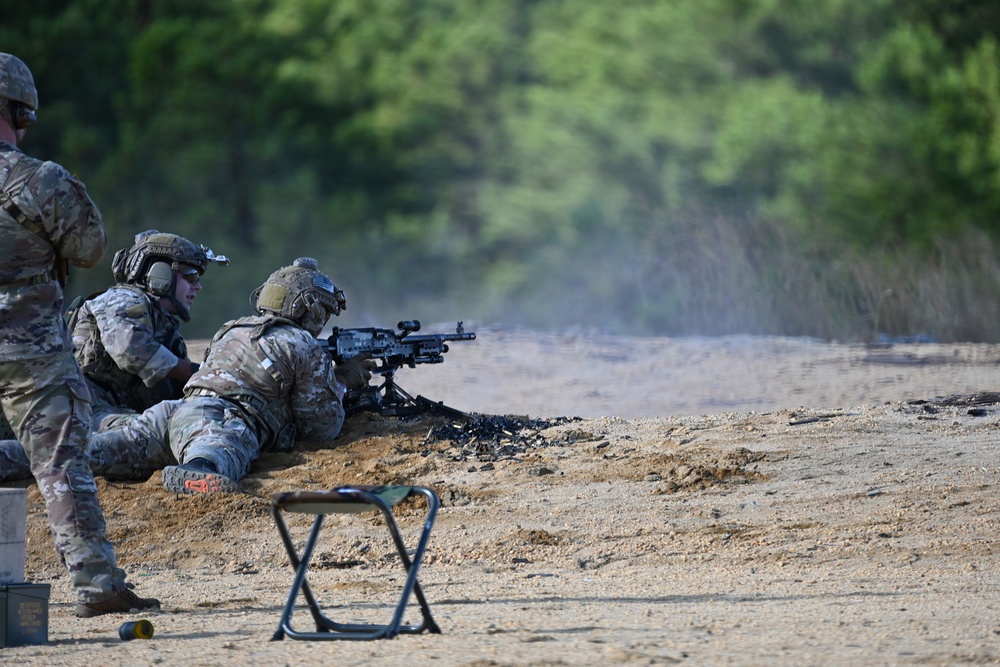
162, 457, 241, 494
75, 587, 161, 618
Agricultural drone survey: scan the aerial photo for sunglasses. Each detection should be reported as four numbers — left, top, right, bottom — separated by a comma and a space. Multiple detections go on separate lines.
180, 272, 201, 285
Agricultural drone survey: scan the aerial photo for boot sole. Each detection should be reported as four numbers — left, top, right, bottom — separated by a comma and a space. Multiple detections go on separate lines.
74, 601, 160, 617
162, 466, 241, 494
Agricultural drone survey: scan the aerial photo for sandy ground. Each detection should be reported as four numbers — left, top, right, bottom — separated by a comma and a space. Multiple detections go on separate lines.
4, 328, 1000, 666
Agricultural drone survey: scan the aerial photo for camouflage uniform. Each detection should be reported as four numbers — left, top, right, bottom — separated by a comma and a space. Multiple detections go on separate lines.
0, 285, 189, 481
67, 285, 187, 478
168, 315, 345, 485
73, 285, 189, 417
0, 227, 227, 483
84, 313, 346, 491
0, 139, 132, 603
61, 257, 354, 495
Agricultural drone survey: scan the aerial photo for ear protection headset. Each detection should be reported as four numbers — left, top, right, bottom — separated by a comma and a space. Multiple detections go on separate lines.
145, 261, 175, 297
10, 102, 36, 130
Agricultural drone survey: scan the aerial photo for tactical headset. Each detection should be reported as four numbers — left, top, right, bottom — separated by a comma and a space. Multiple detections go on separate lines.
11, 102, 36, 130
111, 248, 179, 297
144, 261, 176, 297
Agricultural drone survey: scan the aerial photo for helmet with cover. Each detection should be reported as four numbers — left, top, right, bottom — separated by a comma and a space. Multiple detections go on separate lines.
0, 53, 38, 130
252, 257, 346, 335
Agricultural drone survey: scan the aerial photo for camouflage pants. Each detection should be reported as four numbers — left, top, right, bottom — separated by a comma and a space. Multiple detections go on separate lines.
0, 352, 128, 603
86, 398, 181, 480
0, 391, 181, 483
168, 396, 261, 483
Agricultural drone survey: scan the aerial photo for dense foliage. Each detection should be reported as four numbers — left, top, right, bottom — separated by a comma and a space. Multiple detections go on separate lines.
4, 0, 1000, 340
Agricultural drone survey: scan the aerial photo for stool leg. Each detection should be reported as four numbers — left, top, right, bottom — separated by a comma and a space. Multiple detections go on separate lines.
408, 488, 442, 633
272, 510, 329, 640
369, 487, 441, 636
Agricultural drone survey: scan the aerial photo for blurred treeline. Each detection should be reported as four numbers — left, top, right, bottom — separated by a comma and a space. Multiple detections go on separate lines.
5, 0, 1000, 341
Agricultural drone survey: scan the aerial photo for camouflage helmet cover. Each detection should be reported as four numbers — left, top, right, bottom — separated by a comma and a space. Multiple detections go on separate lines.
253, 257, 345, 325
0, 53, 38, 110
112, 230, 211, 285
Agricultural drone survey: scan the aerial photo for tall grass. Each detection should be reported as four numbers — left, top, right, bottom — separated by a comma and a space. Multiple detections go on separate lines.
167, 209, 1000, 344
464, 213, 1000, 343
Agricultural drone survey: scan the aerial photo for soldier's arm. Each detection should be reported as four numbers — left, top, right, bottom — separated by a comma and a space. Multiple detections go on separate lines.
288, 340, 346, 442
92, 290, 179, 386
30, 161, 107, 267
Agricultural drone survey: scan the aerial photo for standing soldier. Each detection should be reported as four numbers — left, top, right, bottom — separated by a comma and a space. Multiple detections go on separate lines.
0, 53, 159, 616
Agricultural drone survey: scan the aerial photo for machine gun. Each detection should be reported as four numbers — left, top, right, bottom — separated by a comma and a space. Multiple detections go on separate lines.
322, 320, 476, 418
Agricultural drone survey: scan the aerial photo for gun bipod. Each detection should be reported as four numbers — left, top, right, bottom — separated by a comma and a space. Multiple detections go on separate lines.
344, 373, 471, 420
412, 395, 471, 420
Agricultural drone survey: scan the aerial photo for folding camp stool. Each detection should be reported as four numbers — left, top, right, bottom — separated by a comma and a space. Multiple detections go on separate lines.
269, 485, 442, 641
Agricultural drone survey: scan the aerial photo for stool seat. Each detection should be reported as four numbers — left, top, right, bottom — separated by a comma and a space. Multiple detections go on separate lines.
270, 484, 441, 641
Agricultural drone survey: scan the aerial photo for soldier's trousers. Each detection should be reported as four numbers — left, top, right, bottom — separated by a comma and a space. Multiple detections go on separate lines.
0, 397, 181, 482
0, 352, 128, 603
86, 398, 180, 479
167, 396, 261, 483
9, 395, 262, 489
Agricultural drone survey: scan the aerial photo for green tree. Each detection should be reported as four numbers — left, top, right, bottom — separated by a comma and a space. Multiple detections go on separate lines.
6, 0, 1000, 339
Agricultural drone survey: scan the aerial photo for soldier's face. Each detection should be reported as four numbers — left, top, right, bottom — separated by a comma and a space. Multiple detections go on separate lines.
175, 271, 201, 310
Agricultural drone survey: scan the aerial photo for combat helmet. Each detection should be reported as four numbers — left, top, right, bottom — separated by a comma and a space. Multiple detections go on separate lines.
111, 230, 229, 321
252, 257, 346, 335
0, 53, 38, 130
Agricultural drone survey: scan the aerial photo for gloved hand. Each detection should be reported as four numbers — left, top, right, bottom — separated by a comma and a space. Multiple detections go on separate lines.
335, 356, 378, 390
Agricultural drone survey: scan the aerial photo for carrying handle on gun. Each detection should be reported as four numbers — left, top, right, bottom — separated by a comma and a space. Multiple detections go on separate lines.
396, 320, 420, 337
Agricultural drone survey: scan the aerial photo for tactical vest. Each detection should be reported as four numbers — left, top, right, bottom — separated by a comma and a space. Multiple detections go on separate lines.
186, 315, 298, 451
70, 284, 187, 412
